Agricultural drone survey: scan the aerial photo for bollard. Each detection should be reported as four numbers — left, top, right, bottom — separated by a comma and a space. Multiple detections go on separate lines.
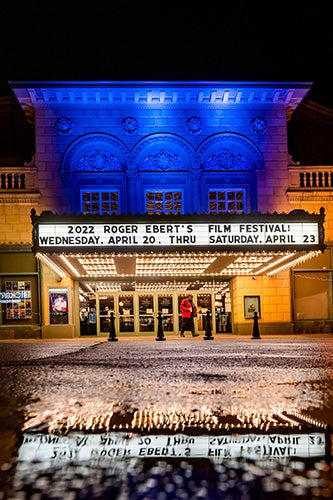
251, 311, 261, 339
155, 312, 166, 341
108, 311, 118, 341
204, 310, 214, 340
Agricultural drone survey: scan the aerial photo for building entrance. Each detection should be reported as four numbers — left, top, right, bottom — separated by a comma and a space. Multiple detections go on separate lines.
79, 288, 232, 337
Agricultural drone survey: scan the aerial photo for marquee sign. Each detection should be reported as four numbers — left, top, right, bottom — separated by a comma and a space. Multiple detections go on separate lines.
31, 209, 326, 254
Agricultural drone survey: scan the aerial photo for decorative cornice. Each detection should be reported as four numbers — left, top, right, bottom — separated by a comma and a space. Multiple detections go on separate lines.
0, 193, 41, 204
286, 191, 333, 203
0, 243, 32, 250
10, 81, 312, 109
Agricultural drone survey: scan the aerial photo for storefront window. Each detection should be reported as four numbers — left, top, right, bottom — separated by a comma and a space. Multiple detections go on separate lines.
293, 271, 330, 319
1, 275, 39, 326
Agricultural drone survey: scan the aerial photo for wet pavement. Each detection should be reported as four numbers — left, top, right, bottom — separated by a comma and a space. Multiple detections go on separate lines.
0, 334, 333, 498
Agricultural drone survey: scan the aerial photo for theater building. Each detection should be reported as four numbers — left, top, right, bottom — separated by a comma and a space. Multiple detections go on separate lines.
0, 81, 331, 339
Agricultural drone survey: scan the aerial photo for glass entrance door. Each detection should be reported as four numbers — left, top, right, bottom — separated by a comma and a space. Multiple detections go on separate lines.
99, 294, 114, 334
158, 295, 174, 332
139, 295, 154, 332
119, 294, 134, 332
196, 293, 212, 333
84, 288, 228, 336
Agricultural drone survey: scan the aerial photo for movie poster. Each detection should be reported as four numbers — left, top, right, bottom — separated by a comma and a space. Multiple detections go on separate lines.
49, 289, 68, 324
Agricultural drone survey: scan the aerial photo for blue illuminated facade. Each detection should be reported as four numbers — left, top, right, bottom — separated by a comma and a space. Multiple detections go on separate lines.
11, 81, 309, 218
4, 80, 329, 340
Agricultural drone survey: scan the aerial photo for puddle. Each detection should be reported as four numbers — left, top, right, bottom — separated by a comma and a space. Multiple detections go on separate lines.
1, 406, 333, 499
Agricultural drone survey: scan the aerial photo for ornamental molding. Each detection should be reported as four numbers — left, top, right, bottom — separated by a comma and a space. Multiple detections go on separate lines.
55, 116, 73, 135
0, 193, 41, 204
10, 81, 311, 110
250, 116, 268, 135
186, 116, 203, 134
286, 191, 333, 203
61, 133, 129, 176
197, 132, 265, 172
205, 149, 248, 170
142, 150, 185, 171
77, 151, 122, 171
132, 133, 195, 167
121, 116, 138, 134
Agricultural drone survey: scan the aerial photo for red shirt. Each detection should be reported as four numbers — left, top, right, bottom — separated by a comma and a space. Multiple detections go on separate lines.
180, 298, 193, 318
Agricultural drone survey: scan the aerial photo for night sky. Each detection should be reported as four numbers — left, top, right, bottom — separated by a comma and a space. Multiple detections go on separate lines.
1, 2, 332, 104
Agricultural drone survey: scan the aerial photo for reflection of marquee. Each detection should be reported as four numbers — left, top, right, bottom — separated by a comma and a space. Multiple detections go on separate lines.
23, 407, 329, 438
19, 430, 327, 462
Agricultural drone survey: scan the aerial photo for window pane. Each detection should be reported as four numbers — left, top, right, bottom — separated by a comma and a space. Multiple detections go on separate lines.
209, 189, 245, 214
81, 190, 119, 215
145, 190, 183, 215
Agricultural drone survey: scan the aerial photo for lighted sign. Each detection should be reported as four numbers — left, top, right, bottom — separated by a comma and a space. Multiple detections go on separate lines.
37, 222, 320, 249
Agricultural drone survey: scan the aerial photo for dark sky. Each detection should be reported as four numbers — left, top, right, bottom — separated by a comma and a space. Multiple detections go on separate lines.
0, 2, 333, 105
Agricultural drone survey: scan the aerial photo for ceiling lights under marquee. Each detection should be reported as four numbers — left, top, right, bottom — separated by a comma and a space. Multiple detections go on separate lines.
266, 250, 322, 276
36, 252, 67, 279
79, 280, 231, 293
38, 249, 325, 288
136, 254, 216, 275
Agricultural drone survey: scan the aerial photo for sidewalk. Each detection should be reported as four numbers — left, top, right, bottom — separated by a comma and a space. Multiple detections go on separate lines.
1, 333, 332, 342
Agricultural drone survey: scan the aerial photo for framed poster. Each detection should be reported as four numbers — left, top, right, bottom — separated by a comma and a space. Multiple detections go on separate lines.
5, 281, 32, 320
244, 295, 261, 319
49, 288, 68, 324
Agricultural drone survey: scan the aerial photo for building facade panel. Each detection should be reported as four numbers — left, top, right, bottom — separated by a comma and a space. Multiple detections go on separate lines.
0, 81, 331, 339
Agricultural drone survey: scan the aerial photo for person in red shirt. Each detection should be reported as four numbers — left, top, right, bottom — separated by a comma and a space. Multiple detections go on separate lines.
180, 294, 199, 337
